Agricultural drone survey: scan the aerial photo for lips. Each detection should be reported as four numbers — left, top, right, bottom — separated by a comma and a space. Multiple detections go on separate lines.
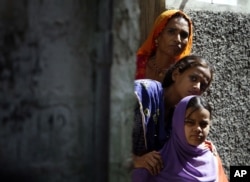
188, 90, 200, 95
190, 135, 203, 140
169, 44, 182, 52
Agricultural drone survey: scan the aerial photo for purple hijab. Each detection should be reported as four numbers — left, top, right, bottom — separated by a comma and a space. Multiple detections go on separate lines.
132, 96, 217, 182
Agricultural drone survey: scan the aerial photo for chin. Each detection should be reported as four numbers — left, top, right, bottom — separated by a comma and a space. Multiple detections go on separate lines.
189, 143, 200, 147
173, 54, 181, 59
189, 140, 203, 147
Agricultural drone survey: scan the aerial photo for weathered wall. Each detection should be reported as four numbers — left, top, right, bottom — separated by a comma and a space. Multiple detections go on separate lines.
0, 0, 94, 181
110, 1, 139, 182
166, 0, 250, 13
187, 10, 250, 176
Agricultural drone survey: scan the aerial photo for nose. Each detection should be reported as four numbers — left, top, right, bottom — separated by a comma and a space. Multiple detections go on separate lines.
174, 34, 181, 43
192, 82, 201, 94
193, 124, 202, 133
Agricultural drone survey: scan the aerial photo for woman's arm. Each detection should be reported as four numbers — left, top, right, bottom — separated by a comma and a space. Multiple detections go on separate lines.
133, 151, 163, 176
132, 101, 163, 175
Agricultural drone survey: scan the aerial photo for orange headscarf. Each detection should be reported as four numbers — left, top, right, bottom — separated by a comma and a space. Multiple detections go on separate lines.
135, 9, 193, 79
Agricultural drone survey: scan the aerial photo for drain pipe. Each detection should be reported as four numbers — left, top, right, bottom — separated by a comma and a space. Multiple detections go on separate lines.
179, 0, 189, 10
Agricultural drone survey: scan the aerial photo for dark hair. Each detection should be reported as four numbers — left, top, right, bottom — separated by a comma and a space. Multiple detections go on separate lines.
167, 12, 192, 37
162, 55, 214, 91
186, 96, 212, 119
169, 12, 191, 26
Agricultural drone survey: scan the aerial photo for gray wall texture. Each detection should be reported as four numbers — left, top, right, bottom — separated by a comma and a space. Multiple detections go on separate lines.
188, 10, 250, 176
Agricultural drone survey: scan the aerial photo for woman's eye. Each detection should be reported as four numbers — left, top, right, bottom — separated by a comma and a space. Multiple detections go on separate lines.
167, 29, 175, 34
180, 31, 189, 39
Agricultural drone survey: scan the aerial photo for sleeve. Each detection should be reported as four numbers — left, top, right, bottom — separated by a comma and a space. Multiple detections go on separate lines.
132, 97, 147, 156
217, 155, 229, 182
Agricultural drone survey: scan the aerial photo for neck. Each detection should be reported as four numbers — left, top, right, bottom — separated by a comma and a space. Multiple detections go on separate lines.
164, 87, 180, 109
154, 51, 175, 69
146, 53, 176, 82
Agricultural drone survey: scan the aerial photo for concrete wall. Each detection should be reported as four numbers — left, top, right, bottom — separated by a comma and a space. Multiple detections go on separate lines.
0, 0, 139, 182
110, 1, 139, 182
166, 0, 250, 13
0, 0, 94, 181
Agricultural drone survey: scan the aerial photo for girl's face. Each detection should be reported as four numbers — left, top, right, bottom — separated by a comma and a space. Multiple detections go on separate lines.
172, 66, 211, 98
157, 17, 189, 58
184, 107, 211, 146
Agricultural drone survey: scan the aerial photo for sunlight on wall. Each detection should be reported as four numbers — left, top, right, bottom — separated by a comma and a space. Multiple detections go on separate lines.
165, 0, 250, 13
198, 0, 237, 6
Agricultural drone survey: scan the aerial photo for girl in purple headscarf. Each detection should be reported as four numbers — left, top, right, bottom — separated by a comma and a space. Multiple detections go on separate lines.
133, 55, 214, 175
132, 96, 228, 182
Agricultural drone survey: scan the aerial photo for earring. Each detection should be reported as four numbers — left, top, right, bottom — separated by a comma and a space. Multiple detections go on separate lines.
154, 39, 158, 47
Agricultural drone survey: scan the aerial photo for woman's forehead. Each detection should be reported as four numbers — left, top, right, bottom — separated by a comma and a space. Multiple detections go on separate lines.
165, 16, 189, 29
187, 66, 211, 81
185, 107, 210, 118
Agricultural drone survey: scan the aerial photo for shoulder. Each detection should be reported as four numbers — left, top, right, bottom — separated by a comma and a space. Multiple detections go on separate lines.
134, 79, 163, 110
135, 79, 162, 92
204, 140, 218, 156
204, 140, 229, 181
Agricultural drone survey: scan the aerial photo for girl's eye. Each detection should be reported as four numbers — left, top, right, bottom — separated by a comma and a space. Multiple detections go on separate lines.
200, 122, 209, 128
190, 75, 197, 81
185, 120, 195, 125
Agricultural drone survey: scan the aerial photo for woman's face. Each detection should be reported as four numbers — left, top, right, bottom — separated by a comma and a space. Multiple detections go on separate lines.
157, 17, 189, 58
172, 66, 211, 98
184, 107, 211, 146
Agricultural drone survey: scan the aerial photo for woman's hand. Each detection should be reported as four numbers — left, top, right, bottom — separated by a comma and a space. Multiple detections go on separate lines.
133, 151, 163, 175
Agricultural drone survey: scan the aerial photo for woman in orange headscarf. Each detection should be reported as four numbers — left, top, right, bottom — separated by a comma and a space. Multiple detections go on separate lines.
135, 10, 193, 82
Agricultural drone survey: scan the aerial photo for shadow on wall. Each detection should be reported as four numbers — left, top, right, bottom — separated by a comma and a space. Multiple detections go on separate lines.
0, 165, 37, 182
0, 174, 33, 182
0, 172, 36, 182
